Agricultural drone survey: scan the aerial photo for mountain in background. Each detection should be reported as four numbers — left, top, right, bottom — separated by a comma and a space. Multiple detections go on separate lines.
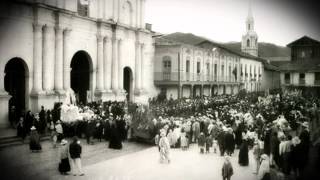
162, 32, 291, 59
222, 42, 291, 58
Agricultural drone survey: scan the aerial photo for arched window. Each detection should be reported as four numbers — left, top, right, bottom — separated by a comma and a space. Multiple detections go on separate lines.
122, 1, 133, 26
247, 39, 250, 47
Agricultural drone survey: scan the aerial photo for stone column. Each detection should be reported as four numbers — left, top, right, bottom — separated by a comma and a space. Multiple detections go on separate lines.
0, 71, 6, 94
96, 34, 104, 91
178, 85, 182, 99
54, 26, 64, 93
136, 0, 141, 28
42, 25, 55, 91
112, 0, 116, 20
32, 23, 43, 94
118, 39, 124, 92
117, 0, 121, 22
97, 0, 103, 19
190, 85, 194, 98
140, 0, 145, 28
134, 42, 141, 93
63, 28, 72, 91
104, 36, 112, 92
140, 43, 145, 90
111, 38, 119, 91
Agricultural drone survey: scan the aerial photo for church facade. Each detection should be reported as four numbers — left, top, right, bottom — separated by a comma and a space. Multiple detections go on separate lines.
0, 0, 156, 127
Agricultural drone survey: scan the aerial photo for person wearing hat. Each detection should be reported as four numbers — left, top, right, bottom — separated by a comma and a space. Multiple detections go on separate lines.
222, 155, 233, 180
69, 136, 84, 176
290, 136, 304, 178
238, 136, 249, 166
224, 128, 235, 156
29, 126, 42, 152
159, 131, 170, 163
253, 140, 262, 174
198, 132, 206, 154
299, 121, 310, 172
55, 120, 64, 142
59, 139, 70, 175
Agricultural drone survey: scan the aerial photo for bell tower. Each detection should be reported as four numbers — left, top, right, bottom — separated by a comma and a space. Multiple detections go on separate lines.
241, 1, 258, 57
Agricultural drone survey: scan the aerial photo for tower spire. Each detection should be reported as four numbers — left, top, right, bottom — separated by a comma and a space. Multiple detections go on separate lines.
241, 0, 258, 57
248, 0, 253, 20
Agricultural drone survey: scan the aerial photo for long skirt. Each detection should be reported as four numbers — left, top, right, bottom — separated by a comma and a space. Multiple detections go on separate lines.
160, 148, 170, 163
59, 158, 71, 173
239, 148, 249, 166
29, 140, 42, 151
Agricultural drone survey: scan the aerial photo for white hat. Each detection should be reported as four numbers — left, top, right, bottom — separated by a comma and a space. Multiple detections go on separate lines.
61, 139, 68, 145
302, 122, 309, 128
261, 154, 269, 160
30, 126, 36, 130
224, 155, 231, 161
292, 136, 301, 145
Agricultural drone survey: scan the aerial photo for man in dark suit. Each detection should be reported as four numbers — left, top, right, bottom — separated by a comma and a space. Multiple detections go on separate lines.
69, 136, 84, 176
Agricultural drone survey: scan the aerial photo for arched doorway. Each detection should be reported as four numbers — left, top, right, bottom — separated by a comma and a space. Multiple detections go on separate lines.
4, 58, 29, 124
123, 67, 133, 101
70, 51, 92, 105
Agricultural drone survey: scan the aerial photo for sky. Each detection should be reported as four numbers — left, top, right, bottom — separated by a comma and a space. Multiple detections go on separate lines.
145, 0, 320, 46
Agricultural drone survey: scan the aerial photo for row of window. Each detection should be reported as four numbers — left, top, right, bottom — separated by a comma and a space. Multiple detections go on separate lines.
163, 58, 261, 77
284, 72, 320, 83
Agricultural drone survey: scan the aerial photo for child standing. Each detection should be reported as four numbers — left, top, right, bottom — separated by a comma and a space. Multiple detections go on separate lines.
222, 156, 233, 180
198, 132, 206, 154
205, 135, 213, 153
212, 138, 218, 153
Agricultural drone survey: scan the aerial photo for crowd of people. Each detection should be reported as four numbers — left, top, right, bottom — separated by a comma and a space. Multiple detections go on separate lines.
149, 90, 320, 180
8, 89, 320, 179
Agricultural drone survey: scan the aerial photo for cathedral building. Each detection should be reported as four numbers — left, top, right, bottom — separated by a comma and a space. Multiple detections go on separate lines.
0, 0, 156, 128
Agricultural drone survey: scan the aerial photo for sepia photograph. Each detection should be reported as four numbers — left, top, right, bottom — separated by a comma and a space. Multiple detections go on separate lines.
0, 0, 320, 179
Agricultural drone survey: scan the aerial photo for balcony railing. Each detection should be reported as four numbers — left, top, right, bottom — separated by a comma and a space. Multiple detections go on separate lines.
154, 72, 250, 83
284, 79, 290, 84
299, 79, 306, 85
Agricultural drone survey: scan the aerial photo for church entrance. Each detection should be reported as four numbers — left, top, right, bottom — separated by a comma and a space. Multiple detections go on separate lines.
70, 51, 92, 105
4, 58, 29, 125
123, 67, 133, 101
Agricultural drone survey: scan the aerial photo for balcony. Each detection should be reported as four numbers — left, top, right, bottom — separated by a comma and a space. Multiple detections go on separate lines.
154, 72, 241, 85
299, 79, 306, 85
284, 79, 290, 84
154, 72, 179, 82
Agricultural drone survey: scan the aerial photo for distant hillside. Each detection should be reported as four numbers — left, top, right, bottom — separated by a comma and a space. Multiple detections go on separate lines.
163, 32, 211, 45
163, 32, 290, 58
223, 42, 291, 58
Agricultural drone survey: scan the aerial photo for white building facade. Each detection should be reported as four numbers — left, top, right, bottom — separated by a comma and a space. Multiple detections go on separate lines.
239, 57, 263, 92
0, 0, 156, 127
154, 37, 242, 100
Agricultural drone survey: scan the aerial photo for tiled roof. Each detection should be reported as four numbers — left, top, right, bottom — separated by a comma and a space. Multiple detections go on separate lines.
287, 36, 320, 47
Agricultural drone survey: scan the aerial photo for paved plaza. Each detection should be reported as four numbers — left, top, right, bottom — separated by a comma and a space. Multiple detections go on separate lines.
1, 140, 258, 180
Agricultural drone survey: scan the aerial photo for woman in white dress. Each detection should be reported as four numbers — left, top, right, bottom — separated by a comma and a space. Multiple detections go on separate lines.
159, 131, 171, 163
180, 128, 188, 150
